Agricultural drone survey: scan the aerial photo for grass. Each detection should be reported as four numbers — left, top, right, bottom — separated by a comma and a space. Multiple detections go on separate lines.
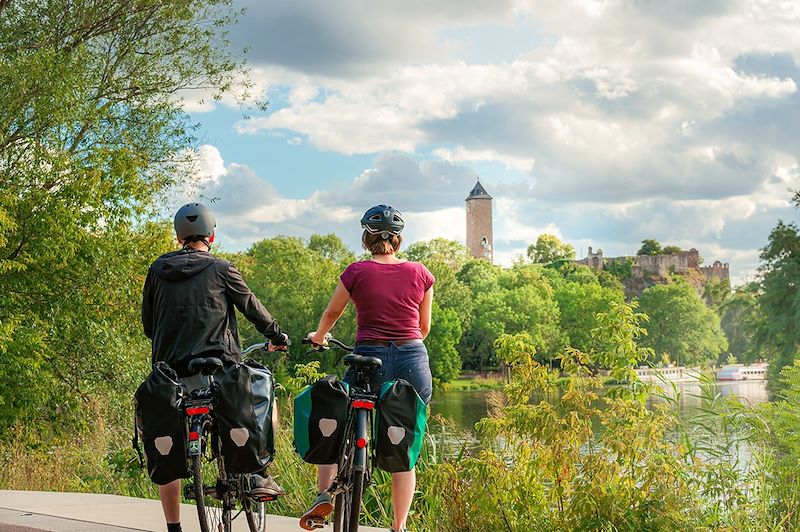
444, 376, 504, 391
0, 401, 471, 532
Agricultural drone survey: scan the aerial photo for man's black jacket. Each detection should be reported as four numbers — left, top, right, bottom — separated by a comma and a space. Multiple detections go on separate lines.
142, 248, 284, 376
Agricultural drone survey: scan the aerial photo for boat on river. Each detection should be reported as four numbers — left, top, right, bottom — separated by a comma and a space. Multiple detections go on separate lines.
634, 366, 701, 383
716, 363, 768, 381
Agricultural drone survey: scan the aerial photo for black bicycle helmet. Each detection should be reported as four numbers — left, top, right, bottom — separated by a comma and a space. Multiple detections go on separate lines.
174, 202, 216, 241
361, 205, 404, 239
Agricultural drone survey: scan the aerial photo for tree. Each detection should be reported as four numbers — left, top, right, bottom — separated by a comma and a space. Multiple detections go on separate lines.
637, 281, 728, 366
424, 303, 463, 383
756, 220, 800, 384
663, 245, 682, 255
718, 283, 761, 365
0, 0, 244, 433
458, 262, 562, 370
404, 238, 472, 271
703, 278, 731, 308
241, 236, 356, 372
554, 280, 625, 354
308, 233, 356, 268
637, 239, 663, 256
527, 234, 576, 264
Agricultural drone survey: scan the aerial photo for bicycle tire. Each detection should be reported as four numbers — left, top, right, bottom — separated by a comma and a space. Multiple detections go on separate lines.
347, 468, 365, 532
334, 434, 355, 532
193, 444, 232, 532
245, 497, 267, 532
333, 483, 349, 532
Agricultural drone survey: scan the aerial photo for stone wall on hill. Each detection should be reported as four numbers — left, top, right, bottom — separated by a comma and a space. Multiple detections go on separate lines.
576, 246, 730, 300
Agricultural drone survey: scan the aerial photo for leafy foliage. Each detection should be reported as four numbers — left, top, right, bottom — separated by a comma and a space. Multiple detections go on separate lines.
421, 304, 707, 531
605, 257, 634, 279
403, 238, 472, 271
637, 281, 727, 366
527, 233, 576, 263
637, 239, 663, 256
756, 220, 800, 385
718, 283, 762, 365
236, 236, 357, 373
0, 0, 244, 433
552, 271, 625, 353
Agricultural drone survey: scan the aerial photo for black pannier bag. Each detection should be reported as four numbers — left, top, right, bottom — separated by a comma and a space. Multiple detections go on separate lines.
294, 375, 350, 464
215, 360, 275, 474
374, 379, 428, 473
134, 362, 190, 485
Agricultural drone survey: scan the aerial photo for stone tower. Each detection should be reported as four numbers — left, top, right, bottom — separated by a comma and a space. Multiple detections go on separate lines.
466, 180, 493, 262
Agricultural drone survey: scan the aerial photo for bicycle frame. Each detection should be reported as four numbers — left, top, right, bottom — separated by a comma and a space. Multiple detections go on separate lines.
327, 365, 379, 499
183, 342, 276, 532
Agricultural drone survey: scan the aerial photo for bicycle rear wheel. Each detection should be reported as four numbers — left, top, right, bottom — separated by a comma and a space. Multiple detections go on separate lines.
193, 443, 232, 532
347, 469, 365, 532
244, 498, 267, 532
333, 485, 349, 532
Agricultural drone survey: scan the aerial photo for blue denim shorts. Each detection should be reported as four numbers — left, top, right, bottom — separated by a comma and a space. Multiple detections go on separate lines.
343, 340, 433, 405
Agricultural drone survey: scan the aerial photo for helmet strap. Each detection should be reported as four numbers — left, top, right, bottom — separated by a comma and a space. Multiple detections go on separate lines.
182, 237, 212, 251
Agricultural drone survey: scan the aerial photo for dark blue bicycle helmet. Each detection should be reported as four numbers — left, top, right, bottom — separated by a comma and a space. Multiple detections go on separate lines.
360, 205, 404, 239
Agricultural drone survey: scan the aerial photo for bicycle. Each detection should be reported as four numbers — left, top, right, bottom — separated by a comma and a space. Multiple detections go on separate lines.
300, 336, 382, 532
183, 342, 278, 532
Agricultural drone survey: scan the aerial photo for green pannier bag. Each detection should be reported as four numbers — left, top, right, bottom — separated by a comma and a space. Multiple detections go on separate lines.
375, 379, 427, 472
294, 375, 350, 464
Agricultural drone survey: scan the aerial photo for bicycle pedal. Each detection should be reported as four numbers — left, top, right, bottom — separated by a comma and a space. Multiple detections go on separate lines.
251, 493, 279, 502
301, 517, 327, 529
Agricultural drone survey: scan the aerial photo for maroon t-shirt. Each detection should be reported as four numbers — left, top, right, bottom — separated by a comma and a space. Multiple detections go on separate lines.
340, 260, 435, 342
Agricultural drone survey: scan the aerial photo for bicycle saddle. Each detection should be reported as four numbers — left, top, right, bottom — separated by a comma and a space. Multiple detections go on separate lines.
343, 354, 382, 369
188, 357, 224, 375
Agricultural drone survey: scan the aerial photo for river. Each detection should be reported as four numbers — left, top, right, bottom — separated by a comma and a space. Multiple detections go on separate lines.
429, 379, 769, 441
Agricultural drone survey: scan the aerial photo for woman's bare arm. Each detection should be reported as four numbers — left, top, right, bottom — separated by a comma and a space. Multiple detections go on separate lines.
310, 279, 351, 345
419, 286, 433, 339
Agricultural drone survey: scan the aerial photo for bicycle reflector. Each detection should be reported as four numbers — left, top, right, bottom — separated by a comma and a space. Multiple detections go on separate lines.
352, 399, 375, 410
186, 407, 210, 416
356, 437, 368, 449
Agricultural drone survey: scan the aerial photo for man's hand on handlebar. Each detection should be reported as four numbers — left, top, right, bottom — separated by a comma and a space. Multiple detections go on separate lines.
268, 332, 291, 352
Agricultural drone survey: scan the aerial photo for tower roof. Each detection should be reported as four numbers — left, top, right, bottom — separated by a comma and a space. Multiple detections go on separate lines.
466, 180, 492, 200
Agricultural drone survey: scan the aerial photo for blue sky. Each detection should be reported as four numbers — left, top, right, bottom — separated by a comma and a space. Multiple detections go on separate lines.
177, 0, 800, 285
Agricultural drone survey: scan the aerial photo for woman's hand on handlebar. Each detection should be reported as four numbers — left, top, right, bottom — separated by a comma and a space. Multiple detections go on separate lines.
307, 331, 330, 348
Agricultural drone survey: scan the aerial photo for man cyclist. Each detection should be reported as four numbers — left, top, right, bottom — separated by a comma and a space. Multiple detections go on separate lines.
142, 202, 288, 532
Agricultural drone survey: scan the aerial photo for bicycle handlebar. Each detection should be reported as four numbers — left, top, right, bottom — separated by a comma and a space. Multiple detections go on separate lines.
241, 342, 267, 356
301, 336, 355, 353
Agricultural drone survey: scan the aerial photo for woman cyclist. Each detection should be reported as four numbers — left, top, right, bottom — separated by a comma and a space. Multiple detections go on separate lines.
300, 205, 434, 532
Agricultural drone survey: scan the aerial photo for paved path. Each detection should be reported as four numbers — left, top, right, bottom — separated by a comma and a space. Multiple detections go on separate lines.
0, 491, 385, 532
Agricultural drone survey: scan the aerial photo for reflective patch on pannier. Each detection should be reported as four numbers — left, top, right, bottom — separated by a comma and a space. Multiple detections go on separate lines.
387, 426, 405, 445
319, 418, 338, 438
294, 375, 350, 464
154, 436, 174, 456
230, 428, 249, 447
375, 379, 428, 472
134, 362, 190, 485
216, 360, 275, 474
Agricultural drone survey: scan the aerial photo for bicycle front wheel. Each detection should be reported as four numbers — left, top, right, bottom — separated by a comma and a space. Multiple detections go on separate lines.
193, 453, 232, 532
